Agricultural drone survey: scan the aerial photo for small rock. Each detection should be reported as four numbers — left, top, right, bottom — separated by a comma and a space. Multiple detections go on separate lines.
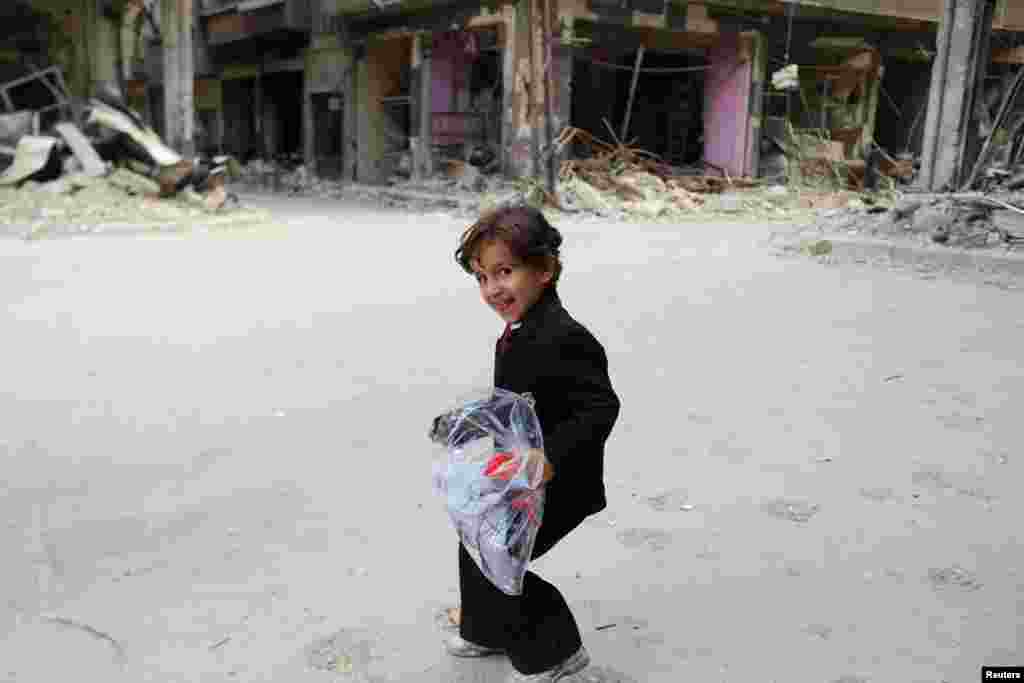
804, 623, 832, 640
928, 565, 982, 591
455, 164, 485, 192
800, 239, 833, 256
891, 198, 923, 220
762, 498, 820, 523
631, 199, 668, 218
716, 195, 745, 213
914, 206, 955, 234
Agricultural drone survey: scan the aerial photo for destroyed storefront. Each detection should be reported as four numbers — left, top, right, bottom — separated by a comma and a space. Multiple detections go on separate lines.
567, 20, 762, 180
217, 62, 305, 164
343, 24, 506, 185
196, 0, 312, 170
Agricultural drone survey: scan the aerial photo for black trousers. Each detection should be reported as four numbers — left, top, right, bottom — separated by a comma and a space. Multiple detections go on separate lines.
458, 492, 589, 675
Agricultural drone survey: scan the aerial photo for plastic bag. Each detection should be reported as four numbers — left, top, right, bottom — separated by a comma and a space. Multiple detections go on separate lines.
429, 388, 546, 595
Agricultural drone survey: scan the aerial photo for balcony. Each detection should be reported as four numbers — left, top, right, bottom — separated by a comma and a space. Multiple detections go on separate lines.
202, 0, 312, 46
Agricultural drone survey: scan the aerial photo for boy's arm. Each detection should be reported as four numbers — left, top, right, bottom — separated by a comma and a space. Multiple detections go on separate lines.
540, 327, 620, 477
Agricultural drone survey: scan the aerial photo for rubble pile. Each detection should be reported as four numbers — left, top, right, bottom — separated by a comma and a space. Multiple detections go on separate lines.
554, 127, 762, 219
1, 74, 251, 236
805, 192, 1024, 250
235, 161, 348, 197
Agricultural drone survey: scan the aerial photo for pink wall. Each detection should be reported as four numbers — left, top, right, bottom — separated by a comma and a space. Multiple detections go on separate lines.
431, 32, 473, 113
704, 33, 753, 178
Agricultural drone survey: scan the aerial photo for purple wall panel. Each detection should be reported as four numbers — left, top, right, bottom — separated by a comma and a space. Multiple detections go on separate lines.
704, 32, 753, 177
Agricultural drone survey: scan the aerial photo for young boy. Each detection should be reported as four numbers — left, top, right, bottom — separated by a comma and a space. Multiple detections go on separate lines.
443, 205, 620, 682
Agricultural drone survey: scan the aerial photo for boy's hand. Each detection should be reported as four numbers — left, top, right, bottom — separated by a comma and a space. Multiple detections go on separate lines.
534, 448, 555, 483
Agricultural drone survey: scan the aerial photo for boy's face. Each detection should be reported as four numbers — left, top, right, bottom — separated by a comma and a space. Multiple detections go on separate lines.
471, 239, 553, 324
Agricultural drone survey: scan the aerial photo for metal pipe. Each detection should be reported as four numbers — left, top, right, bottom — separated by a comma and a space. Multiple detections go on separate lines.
620, 45, 645, 142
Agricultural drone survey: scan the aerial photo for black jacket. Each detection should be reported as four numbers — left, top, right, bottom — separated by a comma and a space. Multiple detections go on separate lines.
494, 287, 620, 515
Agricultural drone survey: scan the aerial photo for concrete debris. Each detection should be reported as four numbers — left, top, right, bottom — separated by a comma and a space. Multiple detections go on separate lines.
55, 123, 108, 177
762, 498, 821, 523
0, 111, 35, 146
0, 74, 240, 221
810, 191, 1024, 251
0, 135, 60, 186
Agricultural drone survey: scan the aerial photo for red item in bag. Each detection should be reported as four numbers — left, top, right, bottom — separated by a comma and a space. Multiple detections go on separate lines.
484, 452, 517, 480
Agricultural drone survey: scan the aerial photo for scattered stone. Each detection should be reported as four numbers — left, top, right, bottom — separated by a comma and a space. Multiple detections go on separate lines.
616, 528, 673, 551
803, 623, 832, 640
859, 487, 899, 503
716, 194, 746, 213
927, 565, 982, 591
455, 163, 485, 192
630, 199, 668, 218
762, 498, 820, 523
891, 199, 923, 221
801, 239, 833, 256
643, 488, 689, 512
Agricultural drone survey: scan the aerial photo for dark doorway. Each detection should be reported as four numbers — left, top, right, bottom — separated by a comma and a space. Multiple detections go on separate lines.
222, 77, 257, 161
312, 93, 344, 178
571, 48, 706, 166
874, 59, 931, 157
263, 70, 304, 161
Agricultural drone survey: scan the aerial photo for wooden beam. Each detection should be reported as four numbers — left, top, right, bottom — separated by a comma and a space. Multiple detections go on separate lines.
992, 46, 1024, 64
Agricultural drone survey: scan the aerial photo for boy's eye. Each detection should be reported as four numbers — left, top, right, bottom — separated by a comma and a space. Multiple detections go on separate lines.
499, 268, 512, 276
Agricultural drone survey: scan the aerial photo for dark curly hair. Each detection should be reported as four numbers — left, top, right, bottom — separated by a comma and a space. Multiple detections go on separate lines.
455, 205, 564, 284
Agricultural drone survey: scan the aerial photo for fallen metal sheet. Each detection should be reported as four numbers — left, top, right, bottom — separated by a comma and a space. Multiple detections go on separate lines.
0, 111, 34, 145
0, 135, 58, 186
55, 122, 107, 177
87, 100, 182, 167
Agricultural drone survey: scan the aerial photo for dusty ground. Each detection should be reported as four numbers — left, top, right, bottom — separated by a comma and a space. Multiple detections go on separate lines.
1, 194, 1021, 683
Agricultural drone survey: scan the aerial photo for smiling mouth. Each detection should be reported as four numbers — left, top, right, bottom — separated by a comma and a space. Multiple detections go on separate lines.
494, 298, 515, 312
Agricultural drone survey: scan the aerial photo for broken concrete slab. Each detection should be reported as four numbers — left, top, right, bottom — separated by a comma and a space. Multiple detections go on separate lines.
87, 100, 182, 167
0, 111, 34, 146
0, 135, 59, 186
55, 123, 108, 177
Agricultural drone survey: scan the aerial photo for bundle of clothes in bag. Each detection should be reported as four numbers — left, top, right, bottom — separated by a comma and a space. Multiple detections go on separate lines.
429, 388, 547, 595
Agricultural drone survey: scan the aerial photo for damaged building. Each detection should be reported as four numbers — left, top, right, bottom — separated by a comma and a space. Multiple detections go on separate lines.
305, 0, 1024, 189
4, 0, 1024, 193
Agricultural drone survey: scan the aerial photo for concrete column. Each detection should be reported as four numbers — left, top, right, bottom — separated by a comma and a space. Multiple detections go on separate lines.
530, 0, 546, 182
508, 0, 535, 178
410, 34, 424, 181
420, 35, 434, 178
501, 5, 517, 176
304, 52, 315, 169
551, 17, 573, 171
161, 0, 196, 157
918, 0, 995, 191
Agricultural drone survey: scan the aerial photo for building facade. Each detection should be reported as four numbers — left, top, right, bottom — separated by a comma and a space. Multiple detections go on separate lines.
4, 0, 1024, 184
